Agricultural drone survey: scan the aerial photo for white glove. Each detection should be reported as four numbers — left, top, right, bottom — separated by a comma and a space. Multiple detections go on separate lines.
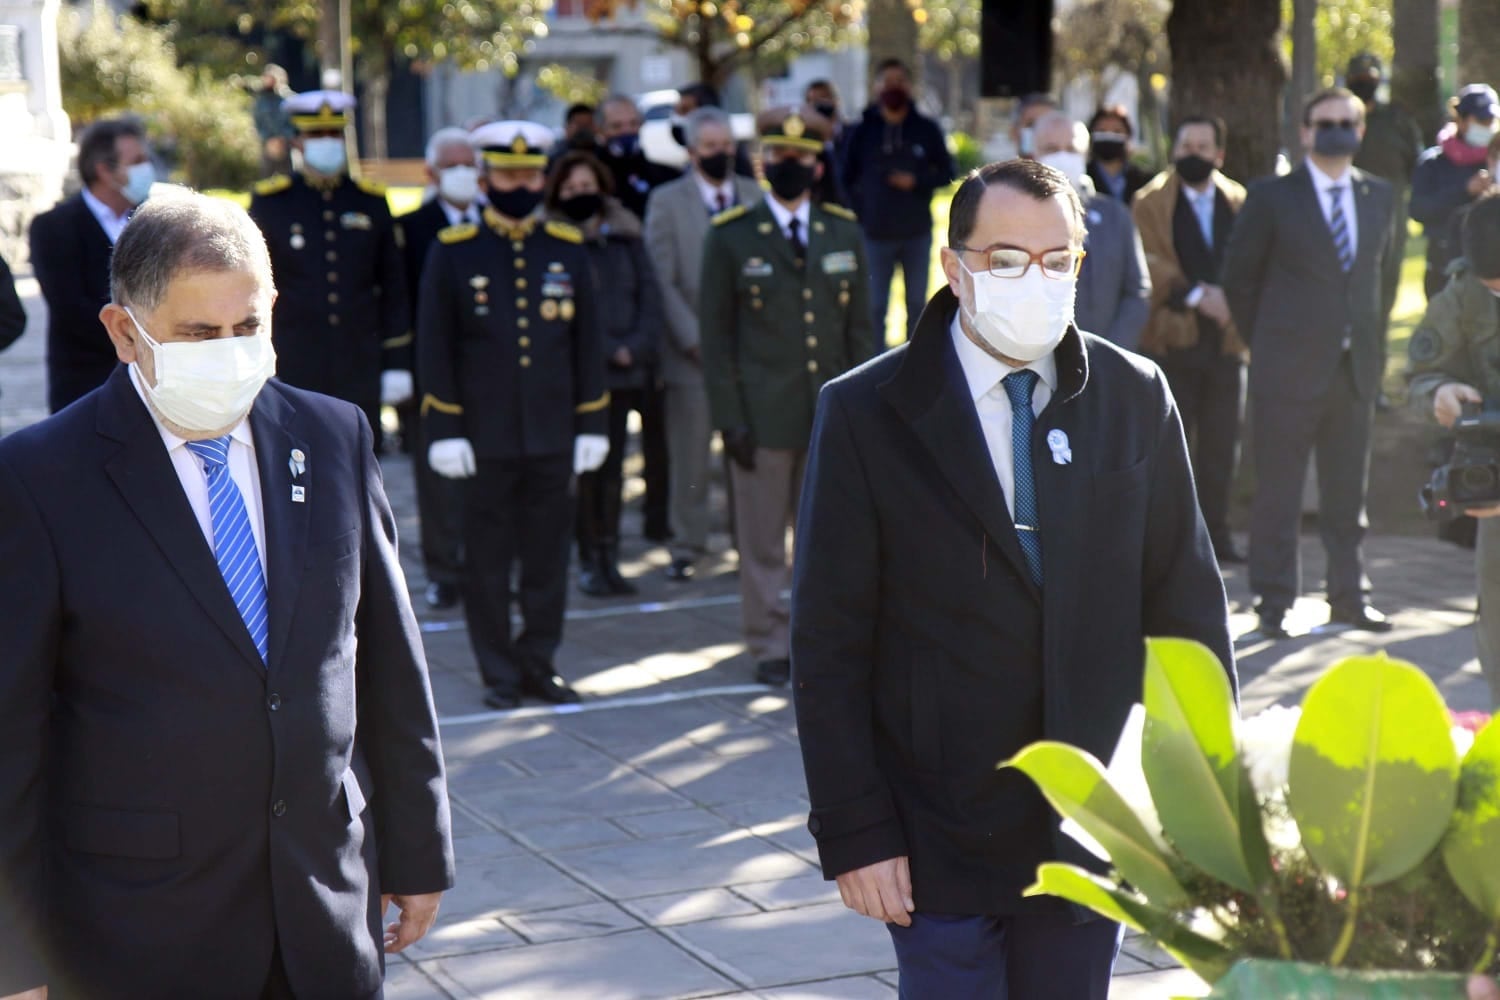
381, 369, 414, 406
429, 438, 476, 479
573, 434, 609, 475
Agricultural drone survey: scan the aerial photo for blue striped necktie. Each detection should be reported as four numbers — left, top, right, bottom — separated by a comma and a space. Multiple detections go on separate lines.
184, 435, 269, 663
1328, 185, 1354, 272
1002, 370, 1044, 586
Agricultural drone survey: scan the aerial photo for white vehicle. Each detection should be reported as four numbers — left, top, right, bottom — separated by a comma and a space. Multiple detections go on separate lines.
637, 89, 757, 169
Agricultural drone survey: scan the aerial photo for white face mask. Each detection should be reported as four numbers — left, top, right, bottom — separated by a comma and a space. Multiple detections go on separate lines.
437, 164, 480, 206
1037, 150, 1087, 190
127, 307, 277, 433
961, 263, 1076, 362
122, 162, 156, 206
303, 137, 348, 175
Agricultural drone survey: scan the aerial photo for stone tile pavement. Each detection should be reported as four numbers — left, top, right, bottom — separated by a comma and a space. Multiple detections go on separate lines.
1, 280, 1489, 998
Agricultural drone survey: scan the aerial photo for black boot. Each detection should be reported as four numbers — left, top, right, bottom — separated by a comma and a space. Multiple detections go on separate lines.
600, 538, 637, 595
577, 541, 612, 597
598, 478, 635, 595
576, 472, 611, 597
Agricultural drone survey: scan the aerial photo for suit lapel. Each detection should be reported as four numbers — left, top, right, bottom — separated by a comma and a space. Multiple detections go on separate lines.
1293, 168, 1343, 273
248, 384, 311, 674
1350, 169, 1379, 271
97, 370, 267, 676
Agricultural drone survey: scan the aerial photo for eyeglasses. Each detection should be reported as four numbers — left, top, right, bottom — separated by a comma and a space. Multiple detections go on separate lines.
1312, 119, 1360, 131
951, 245, 1086, 280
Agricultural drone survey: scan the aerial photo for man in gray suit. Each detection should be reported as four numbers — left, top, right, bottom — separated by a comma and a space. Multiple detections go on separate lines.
1222, 86, 1395, 639
644, 107, 764, 581
1031, 111, 1151, 351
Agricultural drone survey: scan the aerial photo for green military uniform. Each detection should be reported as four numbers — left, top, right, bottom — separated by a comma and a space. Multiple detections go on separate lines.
697, 106, 873, 680
1406, 261, 1500, 704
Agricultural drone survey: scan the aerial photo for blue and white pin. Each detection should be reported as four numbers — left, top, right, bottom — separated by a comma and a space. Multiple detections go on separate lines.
1046, 429, 1072, 465
289, 448, 307, 502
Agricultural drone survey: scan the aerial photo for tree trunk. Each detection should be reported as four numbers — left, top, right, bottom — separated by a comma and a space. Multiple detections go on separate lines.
1281, 0, 1316, 169
318, 0, 353, 89
1392, 0, 1442, 141
363, 66, 390, 161
1459, 0, 1500, 103
867, 0, 918, 86
1167, 0, 1285, 181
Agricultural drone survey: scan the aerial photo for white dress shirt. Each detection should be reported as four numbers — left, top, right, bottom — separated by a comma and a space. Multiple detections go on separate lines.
950, 313, 1057, 519
439, 199, 480, 226
693, 172, 738, 214
1307, 160, 1358, 261
81, 187, 131, 245
129, 365, 268, 575
764, 196, 812, 243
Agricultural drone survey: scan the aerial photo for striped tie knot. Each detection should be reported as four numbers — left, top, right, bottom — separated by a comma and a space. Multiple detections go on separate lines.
185, 435, 233, 472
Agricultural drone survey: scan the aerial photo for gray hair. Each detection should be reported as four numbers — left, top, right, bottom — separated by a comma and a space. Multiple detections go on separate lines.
600, 93, 637, 115
683, 106, 731, 150
111, 189, 274, 311
1033, 110, 1089, 153
424, 126, 474, 167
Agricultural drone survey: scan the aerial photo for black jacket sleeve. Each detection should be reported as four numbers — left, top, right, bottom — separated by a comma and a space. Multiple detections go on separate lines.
375, 199, 414, 373
416, 242, 466, 444
0, 253, 26, 353
569, 249, 609, 437
1220, 180, 1276, 346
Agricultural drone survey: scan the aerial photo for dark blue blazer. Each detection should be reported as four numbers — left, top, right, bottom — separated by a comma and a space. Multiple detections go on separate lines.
0, 370, 455, 997
29, 193, 117, 413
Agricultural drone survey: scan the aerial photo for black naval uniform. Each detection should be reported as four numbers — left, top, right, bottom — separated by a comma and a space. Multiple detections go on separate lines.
418, 208, 609, 698
249, 171, 412, 436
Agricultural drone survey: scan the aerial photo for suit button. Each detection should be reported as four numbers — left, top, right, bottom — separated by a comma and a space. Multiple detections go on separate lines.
324, 230, 336, 241
803, 288, 813, 301
272, 800, 287, 818
327, 292, 339, 304
518, 317, 530, 329
326, 251, 337, 263
750, 285, 761, 295
514, 257, 526, 268
807, 360, 818, 373
806, 335, 818, 348
512, 241, 525, 252
807, 816, 822, 836
267, 693, 281, 711
327, 271, 338, 283
519, 336, 531, 347
329, 315, 340, 326
322, 191, 333, 202
323, 210, 334, 222
520, 356, 532, 367
803, 311, 815, 324
515, 277, 527, 290
516, 297, 528, 309
752, 300, 763, 310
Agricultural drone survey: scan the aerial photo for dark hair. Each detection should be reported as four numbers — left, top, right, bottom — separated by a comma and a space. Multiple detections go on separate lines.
1089, 103, 1134, 138
545, 150, 614, 208
678, 82, 721, 109
805, 78, 836, 98
1015, 92, 1059, 123
565, 103, 595, 125
873, 58, 910, 79
1464, 193, 1500, 280
1175, 115, 1227, 149
947, 158, 1086, 248
1303, 86, 1363, 125
78, 117, 147, 187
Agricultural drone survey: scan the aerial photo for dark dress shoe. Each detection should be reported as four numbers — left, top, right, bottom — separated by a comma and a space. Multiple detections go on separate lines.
1329, 604, 1394, 633
425, 581, 460, 609
523, 671, 581, 704
483, 688, 521, 710
755, 658, 791, 686
665, 557, 695, 582
577, 561, 613, 598
1255, 607, 1291, 640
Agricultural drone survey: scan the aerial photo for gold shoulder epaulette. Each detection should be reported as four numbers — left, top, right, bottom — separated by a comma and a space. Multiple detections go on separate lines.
354, 176, 388, 197
820, 203, 858, 222
253, 174, 292, 196
437, 222, 478, 245
544, 220, 583, 244
712, 204, 749, 226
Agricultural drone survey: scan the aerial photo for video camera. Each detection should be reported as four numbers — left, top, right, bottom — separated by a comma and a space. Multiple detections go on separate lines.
1422, 404, 1500, 520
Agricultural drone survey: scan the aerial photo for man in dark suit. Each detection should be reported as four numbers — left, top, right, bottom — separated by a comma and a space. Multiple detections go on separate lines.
791, 158, 1234, 997
30, 117, 155, 412
0, 191, 454, 999
397, 127, 482, 611
1222, 86, 1396, 639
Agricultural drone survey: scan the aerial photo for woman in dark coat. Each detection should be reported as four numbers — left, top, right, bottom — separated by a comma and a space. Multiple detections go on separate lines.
545, 151, 663, 596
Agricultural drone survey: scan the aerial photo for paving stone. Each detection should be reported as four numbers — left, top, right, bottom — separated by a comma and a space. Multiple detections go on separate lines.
400, 915, 525, 961
458, 770, 692, 830
669, 901, 893, 988
728, 876, 842, 911
501, 901, 641, 943
508, 817, 637, 852
432, 928, 737, 999
754, 976, 897, 999
385, 961, 456, 999
451, 830, 529, 863
611, 808, 734, 840
555, 831, 812, 899
623, 888, 762, 926
633, 747, 811, 808
438, 854, 602, 921
1108, 967, 1210, 998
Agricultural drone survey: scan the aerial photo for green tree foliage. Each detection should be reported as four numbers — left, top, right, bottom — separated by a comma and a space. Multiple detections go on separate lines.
917, 0, 979, 64
59, 2, 260, 190
1280, 0, 1395, 87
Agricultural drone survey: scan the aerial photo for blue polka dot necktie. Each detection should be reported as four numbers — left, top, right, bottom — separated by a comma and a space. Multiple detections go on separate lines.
184, 435, 269, 663
1002, 370, 1043, 586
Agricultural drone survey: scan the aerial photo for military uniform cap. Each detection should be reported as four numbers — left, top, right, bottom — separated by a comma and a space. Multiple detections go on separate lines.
284, 90, 357, 132
470, 120, 554, 169
757, 106, 831, 154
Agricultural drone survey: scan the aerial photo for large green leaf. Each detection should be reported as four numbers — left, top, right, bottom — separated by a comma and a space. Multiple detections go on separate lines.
1142, 637, 1268, 895
1443, 714, 1500, 920
1005, 742, 1189, 907
1209, 960, 1467, 999
1287, 655, 1459, 889
1024, 862, 1234, 984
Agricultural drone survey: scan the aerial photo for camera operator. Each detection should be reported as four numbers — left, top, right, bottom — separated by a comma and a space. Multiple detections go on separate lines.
1408, 192, 1500, 705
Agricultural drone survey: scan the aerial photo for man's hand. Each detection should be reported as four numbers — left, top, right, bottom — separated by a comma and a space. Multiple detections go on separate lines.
1468, 170, 1494, 199
0, 987, 47, 1000
381, 892, 442, 954
1469, 504, 1500, 519
1195, 284, 1232, 327
1468, 975, 1500, 1000
721, 427, 757, 471
1435, 382, 1483, 429
886, 171, 917, 192
835, 856, 915, 927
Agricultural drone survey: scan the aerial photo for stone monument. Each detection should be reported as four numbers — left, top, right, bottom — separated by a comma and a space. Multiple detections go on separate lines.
0, 0, 71, 271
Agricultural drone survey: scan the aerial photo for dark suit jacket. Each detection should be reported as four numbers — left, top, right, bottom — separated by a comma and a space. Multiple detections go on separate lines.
28, 193, 116, 412
1221, 165, 1393, 401
397, 198, 457, 396
0, 371, 455, 997
791, 287, 1234, 915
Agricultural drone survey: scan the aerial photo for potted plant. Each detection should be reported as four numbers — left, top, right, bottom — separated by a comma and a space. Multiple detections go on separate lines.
1006, 638, 1500, 998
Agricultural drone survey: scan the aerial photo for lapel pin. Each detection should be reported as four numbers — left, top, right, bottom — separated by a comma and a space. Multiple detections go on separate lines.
291, 485, 306, 503
1046, 429, 1073, 466
289, 448, 306, 478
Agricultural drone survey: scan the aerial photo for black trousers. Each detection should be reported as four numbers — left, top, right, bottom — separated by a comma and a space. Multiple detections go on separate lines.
1157, 350, 1246, 550
577, 387, 643, 551
413, 408, 466, 585
1249, 357, 1374, 613
640, 381, 671, 539
463, 454, 574, 694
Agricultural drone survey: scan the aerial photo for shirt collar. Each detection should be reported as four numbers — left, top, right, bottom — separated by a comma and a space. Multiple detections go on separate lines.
764, 196, 811, 234
127, 363, 255, 454
81, 186, 130, 227
948, 311, 1058, 403
692, 171, 735, 207
439, 199, 477, 226
1308, 159, 1352, 192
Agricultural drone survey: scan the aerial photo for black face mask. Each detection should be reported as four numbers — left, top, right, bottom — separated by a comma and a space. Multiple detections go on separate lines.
697, 151, 731, 181
1313, 125, 1362, 158
489, 187, 543, 220
1174, 154, 1216, 185
1092, 138, 1127, 163
606, 133, 639, 158
1348, 80, 1379, 104
813, 102, 838, 121
558, 193, 602, 223
766, 159, 815, 201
